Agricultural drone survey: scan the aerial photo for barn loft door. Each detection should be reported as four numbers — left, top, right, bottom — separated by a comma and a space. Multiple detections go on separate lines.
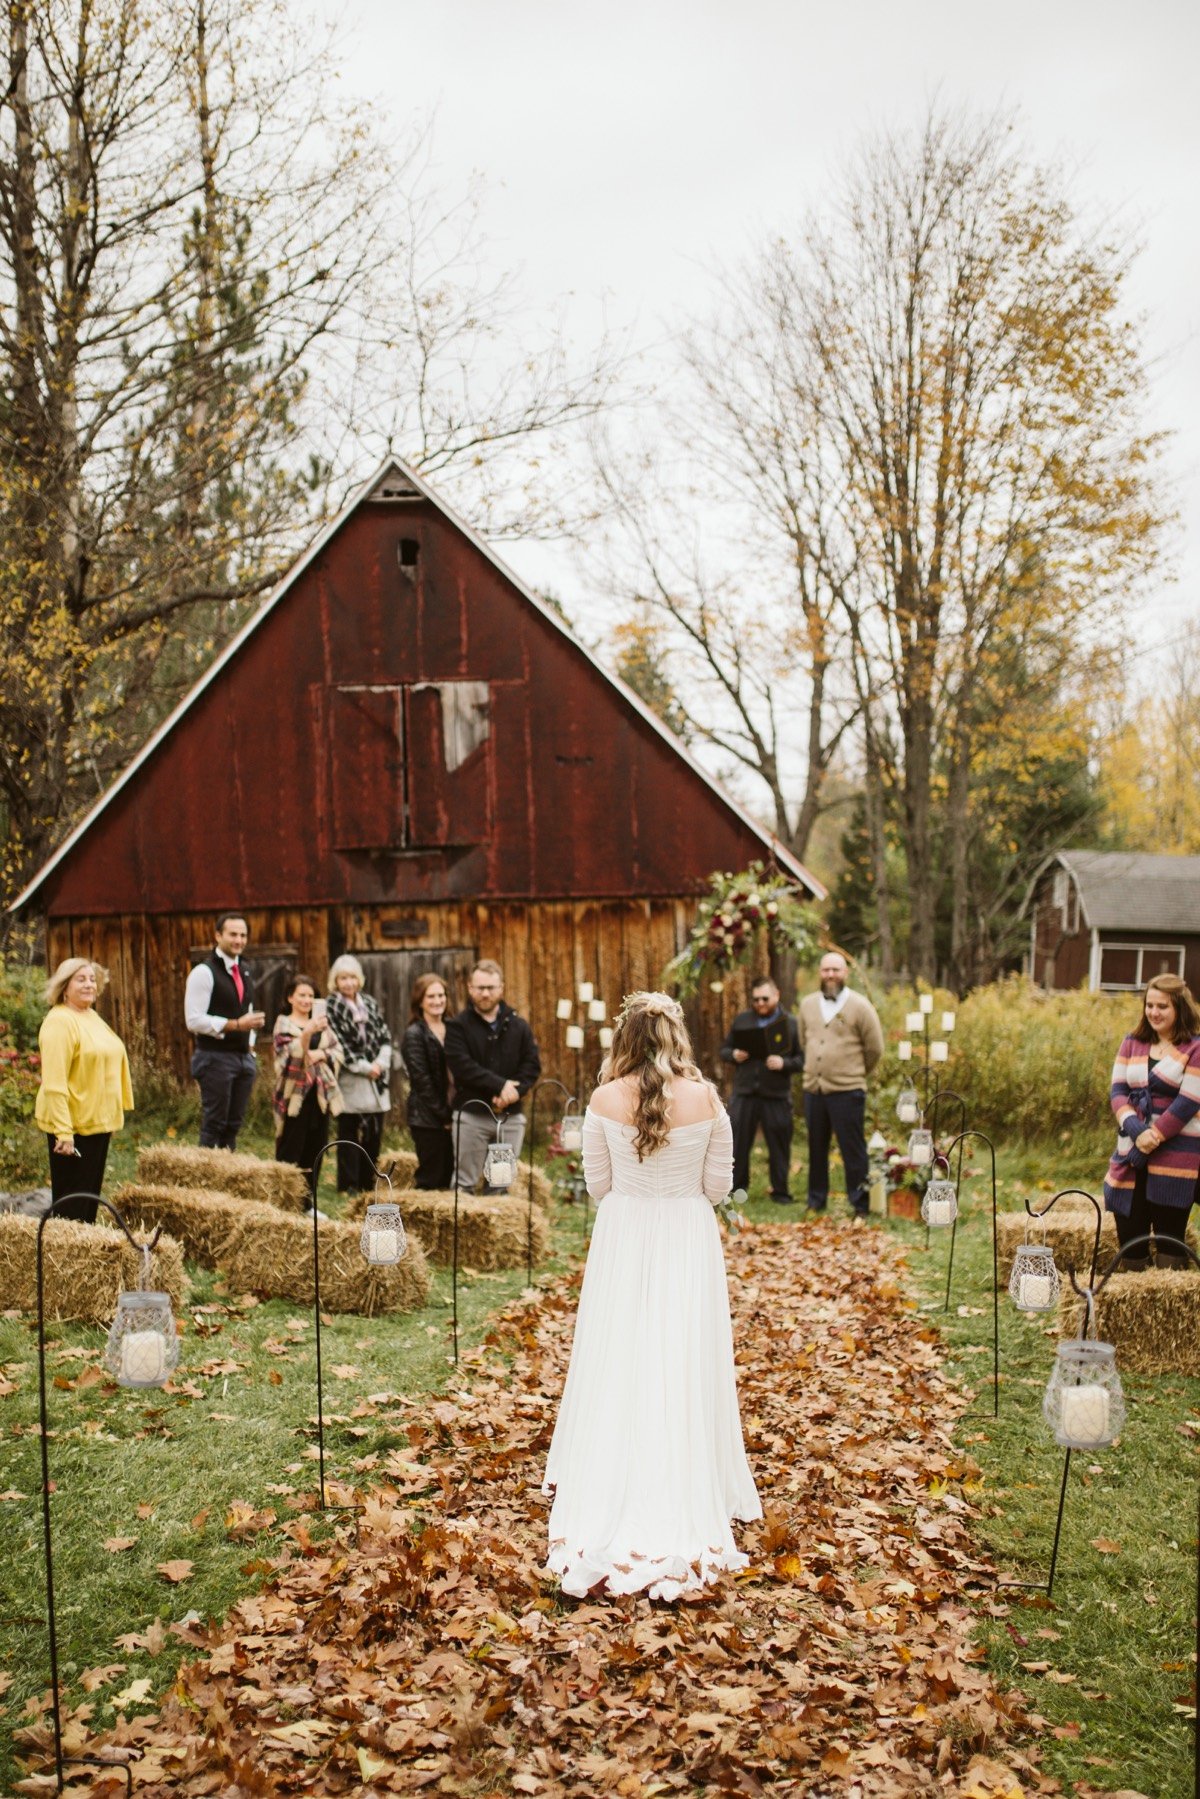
328, 686, 403, 849
405, 682, 491, 847
356, 948, 476, 1088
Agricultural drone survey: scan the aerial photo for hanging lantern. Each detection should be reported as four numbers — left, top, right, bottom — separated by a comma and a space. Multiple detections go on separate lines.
905, 1011, 924, 1034
104, 1254, 179, 1390
897, 1040, 913, 1061
921, 1178, 958, 1226
907, 1128, 934, 1166
897, 1085, 920, 1125
565, 1024, 584, 1049
560, 1110, 585, 1153
483, 1141, 518, 1189
1043, 1339, 1125, 1449
1008, 1243, 1060, 1313
555, 998, 573, 1020
867, 1129, 889, 1215
941, 1011, 956, 1034
360, 1201, 407, 1266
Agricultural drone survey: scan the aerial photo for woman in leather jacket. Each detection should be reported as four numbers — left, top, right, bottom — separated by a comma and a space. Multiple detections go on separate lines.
402, 974, 453, 1188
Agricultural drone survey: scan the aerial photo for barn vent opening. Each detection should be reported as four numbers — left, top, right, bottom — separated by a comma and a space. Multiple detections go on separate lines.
398, 538, 420, 579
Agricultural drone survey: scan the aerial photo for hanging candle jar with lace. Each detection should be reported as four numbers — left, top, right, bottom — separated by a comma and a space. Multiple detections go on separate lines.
104, 1246, 180, 1389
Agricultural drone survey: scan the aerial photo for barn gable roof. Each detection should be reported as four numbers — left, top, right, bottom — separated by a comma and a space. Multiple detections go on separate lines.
13, 456, 824, 910
1029, 849, 1200, 934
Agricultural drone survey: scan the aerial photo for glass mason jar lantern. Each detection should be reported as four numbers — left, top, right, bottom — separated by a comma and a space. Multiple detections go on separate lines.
907, 1128, 934, 1166
360, 1201, 407, 1265
483, 1141, 518, 1189
897, 1085, 920, 1125
105, 1283, 179, 1390
1008, 1243, 1060, 1313
921, 1178, 958, 1226
559, 1110, 585, 1153
1042, 1338, 1125, 1449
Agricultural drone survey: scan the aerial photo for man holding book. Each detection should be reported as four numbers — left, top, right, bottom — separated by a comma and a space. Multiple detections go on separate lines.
719, 976, 804, 1203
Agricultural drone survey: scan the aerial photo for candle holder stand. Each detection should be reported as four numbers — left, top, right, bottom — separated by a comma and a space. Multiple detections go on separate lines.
37, 1194, 160, 1794
526, 1080, 578, 1285
937, 1130, 1000, 1417
451, 1099, 502, 1365
924, 1087, 967, 1251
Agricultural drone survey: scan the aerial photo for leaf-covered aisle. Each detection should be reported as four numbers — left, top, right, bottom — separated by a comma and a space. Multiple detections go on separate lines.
37, 1221, 1048, 1796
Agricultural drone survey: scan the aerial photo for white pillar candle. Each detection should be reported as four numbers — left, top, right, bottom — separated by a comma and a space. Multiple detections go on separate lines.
1018, 1272, 1052, 1310
897, 1040, 913, 1061
577, 982, 594, 1003
556, 998, 572, 1020
565, 1024, 584, 1049
931, 1040, 949, 1062
941, 1011, 956, 1033
587, 999, 607, 1021
919, 993, 933, 1014
909, 1137, 933, 1165
898, 1103, 918, 1124
905, 1011, 924, 1034
926, 1196, 955, 1226
560, 1119, 584, 1151
121, 1329, 166, 1385
367, 1229, 399, 1263
489, 1159, 514, 1189
1059, 1384, 1110, 1445
598, 1027, 613, 1049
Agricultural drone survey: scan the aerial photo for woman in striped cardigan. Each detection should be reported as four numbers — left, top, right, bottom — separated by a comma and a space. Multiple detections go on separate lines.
1103, 974, 1200, 1267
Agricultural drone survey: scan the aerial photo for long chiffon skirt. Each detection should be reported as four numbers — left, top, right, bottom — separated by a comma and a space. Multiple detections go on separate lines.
543, 1189, 761, 1600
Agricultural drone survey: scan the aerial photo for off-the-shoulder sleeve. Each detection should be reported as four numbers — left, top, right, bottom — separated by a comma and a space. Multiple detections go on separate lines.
703, 1106, 734, 1202
582, 1111, 612, 1200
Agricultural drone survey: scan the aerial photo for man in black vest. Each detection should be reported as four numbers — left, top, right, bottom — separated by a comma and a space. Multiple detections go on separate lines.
445, 959, 541, 1192
719, 976, 804, 1204
184, 912, 265, 1150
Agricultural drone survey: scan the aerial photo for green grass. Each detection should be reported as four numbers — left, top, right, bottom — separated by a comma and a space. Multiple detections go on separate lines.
0, 1124, 584, 1789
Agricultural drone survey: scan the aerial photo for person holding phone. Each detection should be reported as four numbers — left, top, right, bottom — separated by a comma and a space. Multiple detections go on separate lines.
272, 973, 344, 1206
184, 911, 266, 1150
35, 959, 134, 1222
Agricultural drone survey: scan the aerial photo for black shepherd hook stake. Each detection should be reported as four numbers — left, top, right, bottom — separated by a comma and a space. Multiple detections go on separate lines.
37, 1194, 154, 1795
451, 1099, 503, 1366
526, 1080, 578, 1287
999, 1187, 1106, 1599
937, 1130, 1000, 1417
306, 1138, 393, 1515
924, 1088, 968, 1252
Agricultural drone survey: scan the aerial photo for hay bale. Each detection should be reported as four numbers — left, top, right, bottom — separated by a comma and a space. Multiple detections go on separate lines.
113, 1184, 275, 1269
0, 1213, 187, 1325
386, 1189, 549, 1271
1058, 1269, 1200, 1375
136, 1144, 309, 1212
375, 1148, 418, 1190
219, 1212, 430, 1316
998, 1204, 1198, 1288
344, 1157, 553, 1222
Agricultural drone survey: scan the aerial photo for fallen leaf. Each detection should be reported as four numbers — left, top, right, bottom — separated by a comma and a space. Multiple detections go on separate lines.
155, 1560, 194, 1584
103, 1536, 137, 1554
1090, 1536, 1122, 1555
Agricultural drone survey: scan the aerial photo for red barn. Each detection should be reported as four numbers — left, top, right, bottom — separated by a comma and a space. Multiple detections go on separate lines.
1024, 850, 1200, 992
14, 458, 823, 1084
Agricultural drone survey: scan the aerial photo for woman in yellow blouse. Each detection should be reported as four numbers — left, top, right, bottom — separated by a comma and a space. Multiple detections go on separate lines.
34, 959, 134, 1222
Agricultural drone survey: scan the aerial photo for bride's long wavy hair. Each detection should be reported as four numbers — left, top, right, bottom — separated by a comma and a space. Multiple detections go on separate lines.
600, 991, 714, 1159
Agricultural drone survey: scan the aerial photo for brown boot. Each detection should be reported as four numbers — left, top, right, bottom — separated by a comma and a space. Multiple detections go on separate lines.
1121, 1255, 1150, 1273
1154, 1248, 1190, 1271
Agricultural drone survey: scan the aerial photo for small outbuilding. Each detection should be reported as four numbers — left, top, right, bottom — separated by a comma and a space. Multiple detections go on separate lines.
13, 457, 823, 1085
1025, 850, 1200, 993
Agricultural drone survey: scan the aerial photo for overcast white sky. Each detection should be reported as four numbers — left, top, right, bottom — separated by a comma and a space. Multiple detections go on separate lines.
325, 0, 1199, 647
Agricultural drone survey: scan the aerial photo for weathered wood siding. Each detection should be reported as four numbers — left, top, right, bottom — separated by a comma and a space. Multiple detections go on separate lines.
50, 900, 758, 1090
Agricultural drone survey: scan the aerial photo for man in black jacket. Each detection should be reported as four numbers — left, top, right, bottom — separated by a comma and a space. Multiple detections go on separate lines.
445, 959, 542, 1192
719, 976, 804, 1204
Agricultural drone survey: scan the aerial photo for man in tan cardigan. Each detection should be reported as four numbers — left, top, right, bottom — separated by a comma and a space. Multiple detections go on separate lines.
797, 951, 884, 1217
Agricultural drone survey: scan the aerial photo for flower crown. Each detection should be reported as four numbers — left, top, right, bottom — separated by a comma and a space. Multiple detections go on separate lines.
613, 990, 684, 1032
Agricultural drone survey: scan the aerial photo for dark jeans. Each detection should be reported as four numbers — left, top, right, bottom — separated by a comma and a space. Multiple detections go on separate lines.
1113, 1167, 1191, 1261
336, 1113, 385, 1191
804, 1088, 869, 1213
191, 1044, 257, 1150
729, 1094, 794, 1197
46, 1132, 111, 1223
276, 1090, 328, 1202
411, 1125, 454, 1190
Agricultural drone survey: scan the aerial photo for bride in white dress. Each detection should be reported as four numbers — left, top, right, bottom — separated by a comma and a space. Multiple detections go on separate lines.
543, 991, 762, 1600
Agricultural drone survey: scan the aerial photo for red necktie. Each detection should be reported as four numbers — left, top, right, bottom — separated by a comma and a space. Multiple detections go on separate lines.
230, 963, 244, 1004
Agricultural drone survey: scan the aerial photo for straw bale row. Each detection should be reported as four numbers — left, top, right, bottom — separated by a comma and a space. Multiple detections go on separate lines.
0, 1213, 187, 1325
344, 1159, 554, 1222
997, 1205, 1198, 1288
374, 1149, 418, 1192
136, 1144, 310, 1212
1058, 1269, 1200, 1376
113, 1183, 430, 1316
389, 1189, 549, 1271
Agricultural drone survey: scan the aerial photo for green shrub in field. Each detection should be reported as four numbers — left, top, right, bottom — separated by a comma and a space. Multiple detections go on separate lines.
0, 964, 44, 1051
948, 978, 1130, 1149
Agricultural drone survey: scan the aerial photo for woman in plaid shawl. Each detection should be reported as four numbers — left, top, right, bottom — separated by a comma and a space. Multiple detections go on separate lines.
326, 955, 392, 1193
273, 972, 344, 1205
1103, 973, 1200, 1267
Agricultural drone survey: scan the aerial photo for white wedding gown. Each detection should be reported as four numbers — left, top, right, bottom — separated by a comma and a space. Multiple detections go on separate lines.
543, 1103, 762, 1600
